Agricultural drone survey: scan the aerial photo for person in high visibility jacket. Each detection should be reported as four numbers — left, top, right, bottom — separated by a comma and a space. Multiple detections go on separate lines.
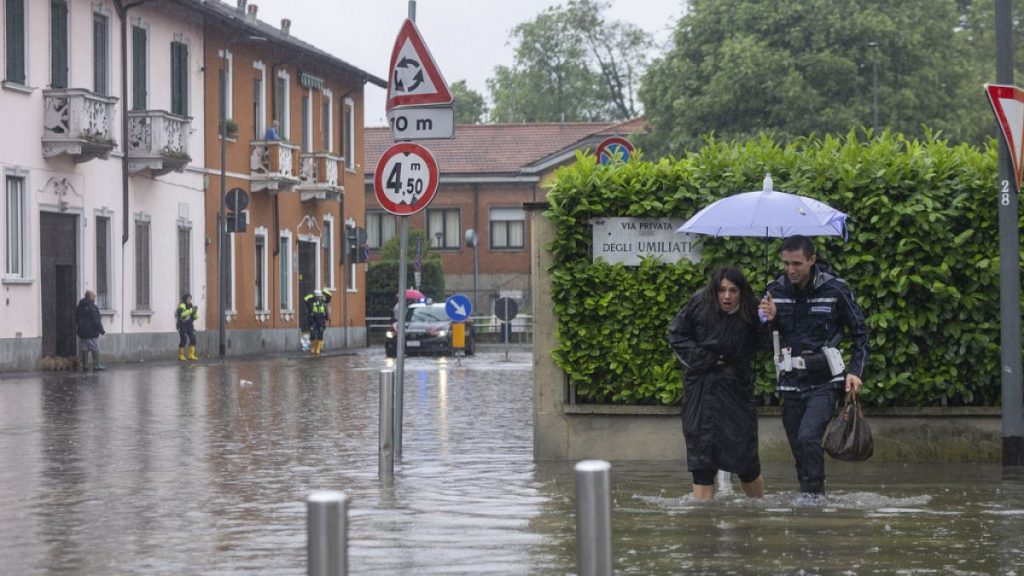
175, 293, 199, 361
303, 288, 331, 356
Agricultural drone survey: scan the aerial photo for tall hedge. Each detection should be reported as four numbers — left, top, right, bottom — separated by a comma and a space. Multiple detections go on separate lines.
546, 131, 1013, 406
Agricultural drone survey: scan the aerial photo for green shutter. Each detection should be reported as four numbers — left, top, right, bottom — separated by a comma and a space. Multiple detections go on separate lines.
5, 0, 26, 84
51, 0, 68, 89
171, 42, 188, 116
93, 13, 108, 95
132, 26, 147, 109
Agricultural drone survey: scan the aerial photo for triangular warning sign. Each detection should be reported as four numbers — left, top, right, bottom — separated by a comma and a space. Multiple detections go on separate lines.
986, 83, 1024, 192
386, 19, 453, 111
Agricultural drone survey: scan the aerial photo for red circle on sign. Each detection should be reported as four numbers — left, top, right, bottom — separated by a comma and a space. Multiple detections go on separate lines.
595, 136, 635, 165
374, 142, 440, 216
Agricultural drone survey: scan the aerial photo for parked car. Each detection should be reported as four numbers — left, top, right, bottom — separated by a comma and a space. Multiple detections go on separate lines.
385, 303, 475, 357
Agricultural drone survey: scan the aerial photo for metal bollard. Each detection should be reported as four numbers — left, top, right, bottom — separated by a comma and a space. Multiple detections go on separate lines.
307, 490, 349, 576
575, 459, 612, 576
379, 370, 395, 480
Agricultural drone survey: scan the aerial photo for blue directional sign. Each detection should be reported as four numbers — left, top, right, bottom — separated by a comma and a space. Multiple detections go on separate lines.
445, 294, 472, 322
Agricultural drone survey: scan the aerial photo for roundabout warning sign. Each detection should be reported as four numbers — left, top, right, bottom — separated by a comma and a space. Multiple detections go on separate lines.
374, 143, 440, 216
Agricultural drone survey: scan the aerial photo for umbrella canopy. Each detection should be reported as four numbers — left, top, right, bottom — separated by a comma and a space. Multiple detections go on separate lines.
403, 288, 427, 302
676, 175, 847, 239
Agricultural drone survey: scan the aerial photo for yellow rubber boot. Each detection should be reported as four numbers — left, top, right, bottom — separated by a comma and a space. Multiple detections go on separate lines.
188, 345, 198, 361
178, 347, 186, 361
314, 341, 323, 356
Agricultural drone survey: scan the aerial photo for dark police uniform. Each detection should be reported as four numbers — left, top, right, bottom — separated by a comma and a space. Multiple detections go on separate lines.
304, 291, 329, 355
175, 295, 199, 361
767, 264, 868, 493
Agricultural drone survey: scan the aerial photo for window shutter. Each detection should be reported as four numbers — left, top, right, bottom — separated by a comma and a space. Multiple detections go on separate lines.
93, 13, 108, 95
132, 26, 147, 110
51, 0, 69, 89
5, 0, 26, 84
171, 42, 188, 116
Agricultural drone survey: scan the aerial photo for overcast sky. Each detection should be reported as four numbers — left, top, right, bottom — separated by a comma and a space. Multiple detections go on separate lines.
246, 0, 685, 126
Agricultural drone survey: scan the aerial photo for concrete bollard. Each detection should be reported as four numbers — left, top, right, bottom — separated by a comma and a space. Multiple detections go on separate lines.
307, 490, 349, 576
575, 459, 612, 576
379, 370, 395, 480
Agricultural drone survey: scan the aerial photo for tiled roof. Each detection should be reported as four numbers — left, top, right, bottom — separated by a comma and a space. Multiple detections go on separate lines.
364, 119, 647, 177
192, 0, 387, 87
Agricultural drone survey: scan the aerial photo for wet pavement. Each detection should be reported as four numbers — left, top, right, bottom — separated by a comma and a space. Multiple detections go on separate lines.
1, 347, 1022, 575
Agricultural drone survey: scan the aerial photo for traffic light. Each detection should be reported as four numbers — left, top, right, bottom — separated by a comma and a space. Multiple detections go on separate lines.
347, 226, 368, 263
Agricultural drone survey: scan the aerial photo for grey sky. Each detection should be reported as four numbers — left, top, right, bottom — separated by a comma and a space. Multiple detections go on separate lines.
247, 0, 684, 126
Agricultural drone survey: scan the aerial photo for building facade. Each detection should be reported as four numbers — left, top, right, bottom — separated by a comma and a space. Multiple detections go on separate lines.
1, 0, 206, 370
200, 1, 384, 354
363, 120, 646, 318
0, 0, 383, 370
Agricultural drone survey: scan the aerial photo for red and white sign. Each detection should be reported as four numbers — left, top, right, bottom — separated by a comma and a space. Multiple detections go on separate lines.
386, 19, 453, 111
986, 83, 1024, 191
595, 136, 635, 165
374, 143, 440, 216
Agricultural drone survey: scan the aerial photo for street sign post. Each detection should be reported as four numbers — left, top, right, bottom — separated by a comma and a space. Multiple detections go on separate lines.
595, 137, 635, 165
373, 143, 440, 216
387, 106, 455, 141
494, 296, 519, 361
445, 294, 472, 322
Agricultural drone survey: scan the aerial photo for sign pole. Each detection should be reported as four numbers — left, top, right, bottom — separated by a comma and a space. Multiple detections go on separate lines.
994, 0, 1023, 467
395, 216, 408, 461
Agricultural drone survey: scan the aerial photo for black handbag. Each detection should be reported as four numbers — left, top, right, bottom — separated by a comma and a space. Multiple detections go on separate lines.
822, 391, 874, 462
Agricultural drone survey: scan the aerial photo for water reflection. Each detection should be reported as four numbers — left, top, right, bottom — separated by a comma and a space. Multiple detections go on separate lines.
0, 351, 1021, 575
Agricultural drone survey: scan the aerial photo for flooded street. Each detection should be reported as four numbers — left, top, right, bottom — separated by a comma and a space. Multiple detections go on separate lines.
1, 348, 1022, 575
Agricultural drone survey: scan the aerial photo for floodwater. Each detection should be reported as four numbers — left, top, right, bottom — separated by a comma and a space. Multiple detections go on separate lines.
0, 348, 1022, 575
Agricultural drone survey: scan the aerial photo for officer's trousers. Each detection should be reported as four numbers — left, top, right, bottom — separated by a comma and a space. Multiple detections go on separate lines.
782, 385, 840, 494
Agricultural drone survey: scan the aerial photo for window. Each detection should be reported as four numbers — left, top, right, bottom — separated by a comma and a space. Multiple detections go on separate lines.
276, 71, 289, 138
134, 219, 151, 310
489, 207, 525, 249
279, 233, 292, 310
222, 235, 236, 312
131, 25, 147, 109
95, 215, 110, 308
50, 0, 68, 89
93, 12, 109, 95
427, 208, 460, 249
5, 175, 25, 277
255, 231, 268, 311
366, 211, 396, 249
178, 225, 191, 301
301, 90, 312, 152
252, 77, 262, 139
5, 0, 26, 85
321, 91, 332, 151
341, 98, 354, 169
170, 40, 188, 116
218, 49, 232, 123
323, 218, 334, 289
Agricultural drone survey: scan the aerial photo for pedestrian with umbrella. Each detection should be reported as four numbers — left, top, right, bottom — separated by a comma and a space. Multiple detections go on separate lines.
676, 174, 866, 498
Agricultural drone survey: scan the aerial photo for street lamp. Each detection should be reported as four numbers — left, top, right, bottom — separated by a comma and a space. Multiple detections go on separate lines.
867, 41, 879, 133
465, 229, 479, 315
219, 34, 266, 357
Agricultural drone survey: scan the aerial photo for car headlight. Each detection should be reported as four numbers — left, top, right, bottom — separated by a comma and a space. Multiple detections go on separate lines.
436, 330, 448, 338
385, 330, 395, 339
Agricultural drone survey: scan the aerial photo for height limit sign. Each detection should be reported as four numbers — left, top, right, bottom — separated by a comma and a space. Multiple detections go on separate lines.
374, 143, 440, 216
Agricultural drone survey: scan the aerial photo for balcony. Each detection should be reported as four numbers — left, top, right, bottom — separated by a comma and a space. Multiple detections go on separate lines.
297, 152, 345, 202
126, 110, 192, 176
42, 88, 119, 163
250, 140, 300, 193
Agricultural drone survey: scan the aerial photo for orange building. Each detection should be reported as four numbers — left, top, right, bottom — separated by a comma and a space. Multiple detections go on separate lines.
202, 1, 385, 353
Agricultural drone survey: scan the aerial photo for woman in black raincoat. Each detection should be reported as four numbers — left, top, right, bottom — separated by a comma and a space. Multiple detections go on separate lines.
667, 267, 767, 500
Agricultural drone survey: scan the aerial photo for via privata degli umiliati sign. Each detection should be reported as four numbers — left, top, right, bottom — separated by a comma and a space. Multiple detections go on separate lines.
591, 218, 702, 266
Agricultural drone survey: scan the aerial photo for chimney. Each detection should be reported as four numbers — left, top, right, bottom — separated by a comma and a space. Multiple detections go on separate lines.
236, 0, 246, 12
246, 4, 258, 23
281, 18, 291, 36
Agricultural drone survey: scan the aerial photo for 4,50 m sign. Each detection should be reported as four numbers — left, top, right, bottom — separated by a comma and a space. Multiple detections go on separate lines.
374, 143, 440, 216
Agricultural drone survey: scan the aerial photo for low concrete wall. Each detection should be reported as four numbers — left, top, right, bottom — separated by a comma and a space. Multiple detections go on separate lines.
559, 404, 1001, 462
0, 326, 367, 371
527, 204, 1003, 463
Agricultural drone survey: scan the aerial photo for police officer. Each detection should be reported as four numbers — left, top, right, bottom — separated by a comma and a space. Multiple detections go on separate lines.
176, 293, 199, 361
303, 288, 331, 356
760, 235, 868, 496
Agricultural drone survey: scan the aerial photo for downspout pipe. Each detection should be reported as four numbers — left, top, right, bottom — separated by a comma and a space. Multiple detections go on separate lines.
114, 0, 152, 246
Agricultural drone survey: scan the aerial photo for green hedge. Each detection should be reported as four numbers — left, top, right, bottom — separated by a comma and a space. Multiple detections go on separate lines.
546, 130, 1013, 407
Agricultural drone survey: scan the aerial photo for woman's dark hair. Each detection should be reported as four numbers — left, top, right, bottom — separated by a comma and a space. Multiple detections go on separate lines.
700, 266, 758, 323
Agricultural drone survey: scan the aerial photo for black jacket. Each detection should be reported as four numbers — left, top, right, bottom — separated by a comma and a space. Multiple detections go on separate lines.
75, 298, 105, 339
767, 264, 868, 393
667, 292, 767, 475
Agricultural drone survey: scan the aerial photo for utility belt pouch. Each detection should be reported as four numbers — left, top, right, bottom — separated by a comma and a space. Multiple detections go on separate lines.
822, 346, 846, 376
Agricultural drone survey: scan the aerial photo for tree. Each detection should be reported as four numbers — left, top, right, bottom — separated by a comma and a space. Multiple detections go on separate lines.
487, 0, 652, 123
639, 0, 991, 157
450, 80, 487, 124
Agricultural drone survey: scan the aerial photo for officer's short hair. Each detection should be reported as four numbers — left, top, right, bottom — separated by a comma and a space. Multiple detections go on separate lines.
780, 235, 816, 259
